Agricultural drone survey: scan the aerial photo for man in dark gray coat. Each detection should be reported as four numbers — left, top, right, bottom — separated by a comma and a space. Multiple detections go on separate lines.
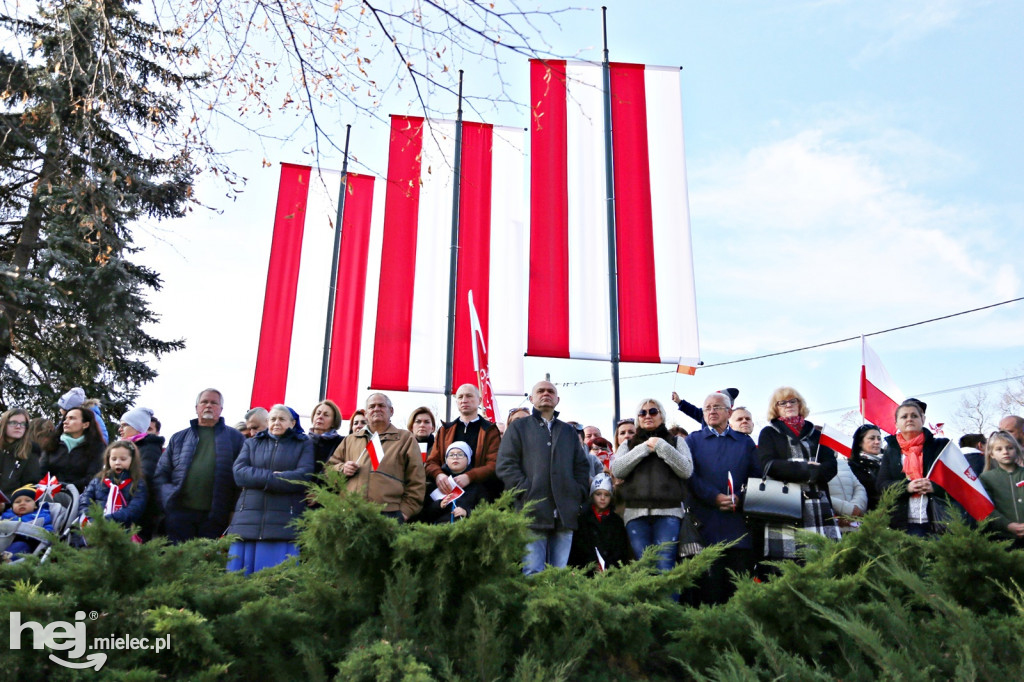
497, 380, 590, 574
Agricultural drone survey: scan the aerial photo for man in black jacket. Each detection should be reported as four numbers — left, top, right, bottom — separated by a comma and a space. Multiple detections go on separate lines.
497, 380, 590, 575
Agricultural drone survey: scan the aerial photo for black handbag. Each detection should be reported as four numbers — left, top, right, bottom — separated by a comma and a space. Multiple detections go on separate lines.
743, 462, 803, 522
677, 508, 704, 558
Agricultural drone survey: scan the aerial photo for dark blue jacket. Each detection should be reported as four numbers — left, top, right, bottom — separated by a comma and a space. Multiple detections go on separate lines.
80, 475, 148, 527
153, 418, 245, 531
686, 426, 762, 548
225, 429, 314, 541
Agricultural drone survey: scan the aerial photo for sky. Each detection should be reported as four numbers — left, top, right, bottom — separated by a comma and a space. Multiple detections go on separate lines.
130, 0, 1023, 442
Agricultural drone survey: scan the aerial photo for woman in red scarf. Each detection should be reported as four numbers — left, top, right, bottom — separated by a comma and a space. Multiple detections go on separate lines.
757, 387, 840, 561
877, 399, 951, 536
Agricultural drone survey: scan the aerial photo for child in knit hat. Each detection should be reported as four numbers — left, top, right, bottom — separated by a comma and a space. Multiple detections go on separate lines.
1, 485, 54, 559
568, 473, 631, 571
422, 441, 485, 523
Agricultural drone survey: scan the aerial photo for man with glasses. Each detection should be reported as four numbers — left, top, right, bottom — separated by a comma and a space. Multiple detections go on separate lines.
684, 393, 761, 604
497, 380, 590, 574
671, 388, 740, 428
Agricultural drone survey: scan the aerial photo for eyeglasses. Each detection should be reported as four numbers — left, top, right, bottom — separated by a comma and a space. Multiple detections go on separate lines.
7, 421, 28, 428
702, 406, 729, 413
776, 399, 799, 408
638, 408, 660, 417
446, 451, 468, 459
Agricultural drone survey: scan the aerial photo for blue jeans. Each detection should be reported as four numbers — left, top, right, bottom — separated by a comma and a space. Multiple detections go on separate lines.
627, 515, 680, 572
523, 529, 573, 575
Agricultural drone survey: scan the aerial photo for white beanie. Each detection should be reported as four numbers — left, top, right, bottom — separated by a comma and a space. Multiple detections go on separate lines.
445, 440, 473, 465
121, 406, 154, 435
590, 473, 613, 496
58, 387, 86, 411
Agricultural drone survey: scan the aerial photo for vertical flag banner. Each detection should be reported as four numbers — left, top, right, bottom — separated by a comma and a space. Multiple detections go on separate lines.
859, 337, 904, 434
527, 59, 700, 365
926, 441, 994, 521
252, 164, 381, 418
369, 115, 525, 396
468, 290, 498, 422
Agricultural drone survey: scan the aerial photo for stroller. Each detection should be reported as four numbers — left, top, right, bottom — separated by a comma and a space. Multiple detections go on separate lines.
0, 482, 80, 563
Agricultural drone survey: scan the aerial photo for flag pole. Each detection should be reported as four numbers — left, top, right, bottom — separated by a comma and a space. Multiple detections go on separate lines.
601, 7, 622, 426
444, 70, 465, 422
319, 124, 353, 401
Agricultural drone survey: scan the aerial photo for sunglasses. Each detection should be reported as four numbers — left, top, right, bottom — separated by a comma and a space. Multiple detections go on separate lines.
637, 408, 660, 417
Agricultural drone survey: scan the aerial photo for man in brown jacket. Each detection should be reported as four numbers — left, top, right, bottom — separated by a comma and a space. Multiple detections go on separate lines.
327, 393, 425, 521
425, 384, 502, 499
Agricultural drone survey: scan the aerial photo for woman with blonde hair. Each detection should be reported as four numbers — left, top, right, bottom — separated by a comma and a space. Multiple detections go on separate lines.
757, 387, 840, 560
309, 399, 344, 471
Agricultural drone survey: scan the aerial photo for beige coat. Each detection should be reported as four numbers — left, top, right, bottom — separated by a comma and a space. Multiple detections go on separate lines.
327, 423, 425, 519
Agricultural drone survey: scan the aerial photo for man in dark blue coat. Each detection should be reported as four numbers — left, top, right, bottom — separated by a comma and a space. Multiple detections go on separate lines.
154, 388, 246, 542
686, 392, 762, 604
497, 380, 590, 575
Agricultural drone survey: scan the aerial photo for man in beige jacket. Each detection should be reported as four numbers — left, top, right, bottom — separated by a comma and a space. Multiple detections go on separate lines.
328, 393, 425, 521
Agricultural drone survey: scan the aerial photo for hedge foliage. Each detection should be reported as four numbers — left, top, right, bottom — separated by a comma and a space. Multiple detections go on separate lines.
3, 482, 1024, 680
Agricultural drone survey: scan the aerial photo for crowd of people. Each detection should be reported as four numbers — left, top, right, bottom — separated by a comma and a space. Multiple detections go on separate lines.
2, 382, 1023, 598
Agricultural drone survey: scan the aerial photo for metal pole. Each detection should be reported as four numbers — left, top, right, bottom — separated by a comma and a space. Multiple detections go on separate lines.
601, 7, 621, 426
444, 71, 465, 422
318, 124, 352, 400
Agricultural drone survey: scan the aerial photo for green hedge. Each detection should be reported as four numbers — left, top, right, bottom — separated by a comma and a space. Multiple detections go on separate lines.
3, 482, 1024, 680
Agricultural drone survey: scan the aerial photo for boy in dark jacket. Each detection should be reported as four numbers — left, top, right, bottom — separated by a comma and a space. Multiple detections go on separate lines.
568, 474, 630, 571
422, 441, 485, 523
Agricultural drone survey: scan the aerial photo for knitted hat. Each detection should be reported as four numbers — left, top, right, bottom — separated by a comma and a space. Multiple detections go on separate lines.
120, 406, 154, 435
446, 441, 473, 465
58, 387, 86, 411
590, 473, 613, 496
10, 485, 37, 503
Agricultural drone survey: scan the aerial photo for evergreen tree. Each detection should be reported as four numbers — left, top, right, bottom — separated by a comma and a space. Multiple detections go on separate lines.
0, 0, 204, 415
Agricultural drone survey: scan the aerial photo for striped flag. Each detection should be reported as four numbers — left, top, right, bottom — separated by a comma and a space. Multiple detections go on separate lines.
859, 338, 904, 435
819, 424, 853, 458
251, 165, 381, 417
927, 441, 994, 521
528, 59, 700, 365
468, 289, 498, 422
368, 116, 525, 396
366, 430, 386, 471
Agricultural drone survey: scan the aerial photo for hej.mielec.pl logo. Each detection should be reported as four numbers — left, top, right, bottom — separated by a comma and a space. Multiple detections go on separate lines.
10, 610, 171, 671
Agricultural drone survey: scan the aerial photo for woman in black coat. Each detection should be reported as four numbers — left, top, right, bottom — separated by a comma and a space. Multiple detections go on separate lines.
757, 387, 840, 560
226, 404, 314, 575
308, 399, 344, 472
1, 408, 42, 499
41, 406, 105, 493
876, 399, 952, 536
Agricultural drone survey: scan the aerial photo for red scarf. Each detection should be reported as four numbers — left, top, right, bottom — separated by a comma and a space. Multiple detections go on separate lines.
592, 505, 611, 522
782, 416, 805, 435
897, 432, 925, 481
103, 477, 132, 515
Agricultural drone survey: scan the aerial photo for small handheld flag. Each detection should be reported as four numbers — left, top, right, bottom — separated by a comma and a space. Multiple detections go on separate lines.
926, 441, 994, 521
595, 548, 606, 572
727, 472, 735, 506
819, 424, 853, 458
440, 484, 465, 508
366, 431, 386, 471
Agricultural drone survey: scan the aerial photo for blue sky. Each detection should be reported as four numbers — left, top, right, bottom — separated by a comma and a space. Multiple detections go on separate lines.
133, 0, 1023, 440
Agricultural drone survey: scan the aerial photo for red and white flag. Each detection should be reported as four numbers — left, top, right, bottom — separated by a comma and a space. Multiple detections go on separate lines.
595, 547, 607, 572
36, 474, 62, 499
440, 484, 465, 508
368, 116, 525, 397
819, 424, 853, 458
528, 59, 699, 366
366, 431, 386, 471
926, 441, 995, 522
727, 472, 735, 506
859, 337, 904, 435
468, 289, 498, 422
251, 165, 380, 418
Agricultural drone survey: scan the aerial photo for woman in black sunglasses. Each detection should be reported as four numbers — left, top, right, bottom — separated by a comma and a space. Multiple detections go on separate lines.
611, 398, 693, 571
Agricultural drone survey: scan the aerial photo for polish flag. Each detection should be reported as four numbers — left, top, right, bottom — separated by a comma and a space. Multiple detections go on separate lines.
366, 431, 386, 471
368, 116, 525, 397
251, 164, 382, 418
528, 59, 700, 365
468, 289, 498, 423
819, 424, 853, 458
859, 337, 904, 435
440, 484, 465, 508
926, 441, 994, 521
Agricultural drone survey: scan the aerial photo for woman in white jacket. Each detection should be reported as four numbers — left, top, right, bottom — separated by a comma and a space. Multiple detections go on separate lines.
828, 447, 868, 534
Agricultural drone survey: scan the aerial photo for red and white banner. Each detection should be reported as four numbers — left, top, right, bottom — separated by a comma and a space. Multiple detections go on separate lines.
368, 115, 525, 396
859, 337, 904, 435
251, 164, 381, 418
468, 290, 497, 422
927, 441, 994, 521
819, 424, 853, 458
528, 59, 699, 365
366, 431, 386, 471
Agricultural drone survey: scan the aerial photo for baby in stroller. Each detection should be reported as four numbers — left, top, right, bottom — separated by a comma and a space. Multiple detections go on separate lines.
0, 476, 79, 563
1, 485, 53, 560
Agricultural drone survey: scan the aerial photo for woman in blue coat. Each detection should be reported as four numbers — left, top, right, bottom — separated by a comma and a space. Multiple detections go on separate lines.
226, 404, 314, 575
